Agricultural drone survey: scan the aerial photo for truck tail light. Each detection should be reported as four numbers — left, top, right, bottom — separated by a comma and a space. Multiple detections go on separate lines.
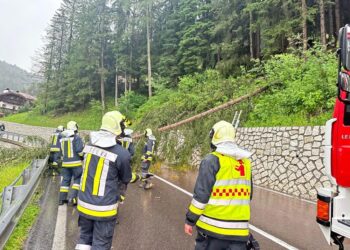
317, 194, 331, 226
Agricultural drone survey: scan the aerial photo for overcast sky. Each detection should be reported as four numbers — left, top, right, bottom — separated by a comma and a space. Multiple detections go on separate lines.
0, 0, 62, 72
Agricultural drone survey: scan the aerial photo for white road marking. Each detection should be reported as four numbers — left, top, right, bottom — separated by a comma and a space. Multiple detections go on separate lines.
154, 174, 299, 250
52, 204, 67, 250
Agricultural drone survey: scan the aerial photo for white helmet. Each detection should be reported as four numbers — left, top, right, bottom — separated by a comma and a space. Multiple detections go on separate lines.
57, 125, 64, 132
67, 121, 78, 132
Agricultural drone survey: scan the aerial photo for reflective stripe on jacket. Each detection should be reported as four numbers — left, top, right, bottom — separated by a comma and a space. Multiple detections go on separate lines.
78, 138, 132, 221
187, 151, 252, 241
120, 136, 135, 156
50, 132, 61, 152
60, 134, 84, 167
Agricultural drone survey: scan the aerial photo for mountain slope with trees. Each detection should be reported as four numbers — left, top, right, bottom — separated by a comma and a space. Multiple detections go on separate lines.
0, 61, 38, 94
32, 0, 350, 115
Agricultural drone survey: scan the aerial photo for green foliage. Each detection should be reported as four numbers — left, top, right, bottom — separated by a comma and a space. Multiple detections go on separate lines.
0, 161, 30, 193
246, 48, 337, 126
134, 69, 262, 131
117, 91, 148, 118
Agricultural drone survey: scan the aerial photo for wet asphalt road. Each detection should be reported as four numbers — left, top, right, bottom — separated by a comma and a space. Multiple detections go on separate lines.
60, 167, 350, 250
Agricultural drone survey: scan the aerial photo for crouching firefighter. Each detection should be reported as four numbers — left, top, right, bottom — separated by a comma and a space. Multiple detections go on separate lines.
139, 128, 156, 190
185, 120, 253, 250
49, 125, 64, 170
59, 121, 84, 206
75, 111, 132, 250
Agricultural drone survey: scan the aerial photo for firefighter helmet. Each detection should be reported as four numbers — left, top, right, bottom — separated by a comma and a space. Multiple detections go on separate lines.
67, 121, 78, 132
145, 128, 153, 137
100, 111, 126, 136
209, 121, 236, 146
57, 125, 64, 132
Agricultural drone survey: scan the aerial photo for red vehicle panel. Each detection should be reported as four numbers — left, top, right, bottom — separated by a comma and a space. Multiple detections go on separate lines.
332, 87, 350, 187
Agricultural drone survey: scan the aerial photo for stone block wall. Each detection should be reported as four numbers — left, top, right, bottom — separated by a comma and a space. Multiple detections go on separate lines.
158, 126, 331, 201
235, 126, 330, 201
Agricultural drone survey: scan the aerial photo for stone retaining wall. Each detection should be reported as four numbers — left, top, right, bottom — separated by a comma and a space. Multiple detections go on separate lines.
236, 126, 330, 201
158, 126, 330, 201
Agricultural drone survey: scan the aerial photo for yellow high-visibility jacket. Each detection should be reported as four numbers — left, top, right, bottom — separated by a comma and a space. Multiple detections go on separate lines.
186, 151, 252, 241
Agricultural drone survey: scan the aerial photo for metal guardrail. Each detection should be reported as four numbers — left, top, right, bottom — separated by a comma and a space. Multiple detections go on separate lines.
0, 156, 48, 249
0, 131, 43, 148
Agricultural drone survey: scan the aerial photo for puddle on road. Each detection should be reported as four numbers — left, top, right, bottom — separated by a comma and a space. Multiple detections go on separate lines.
154, 165, 198, 192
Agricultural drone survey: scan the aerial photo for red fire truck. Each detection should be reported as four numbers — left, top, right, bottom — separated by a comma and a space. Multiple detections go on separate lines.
317, 24, 350, 250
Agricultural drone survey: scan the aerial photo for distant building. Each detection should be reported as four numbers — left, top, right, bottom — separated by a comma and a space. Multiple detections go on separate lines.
0, 88, 36, 114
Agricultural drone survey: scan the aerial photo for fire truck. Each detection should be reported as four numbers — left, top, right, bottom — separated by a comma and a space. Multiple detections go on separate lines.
317, 24, 350, 250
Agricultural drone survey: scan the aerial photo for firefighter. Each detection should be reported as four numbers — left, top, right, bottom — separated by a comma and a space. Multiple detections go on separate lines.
49, 125, 64, 170
75, 111, 132, 250
139, 128, 156, 189
59, 121, 84, 206
118, 128, 135, 204
119, 128, 135, 156
184, 120, 253, 250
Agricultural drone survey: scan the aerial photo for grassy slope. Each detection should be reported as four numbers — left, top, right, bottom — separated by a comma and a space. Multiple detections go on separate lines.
1, 109, 101, 130
0, 161, 29, 192
1, 91, 333, 129
1, 98, 119, 130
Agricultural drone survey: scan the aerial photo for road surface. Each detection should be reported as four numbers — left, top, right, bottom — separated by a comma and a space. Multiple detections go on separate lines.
38, 167, 350, 250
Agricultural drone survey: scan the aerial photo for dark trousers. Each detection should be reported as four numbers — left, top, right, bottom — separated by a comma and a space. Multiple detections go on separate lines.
49, 152, 60, 165
141, 161, 151, 178
77, 216, 116, 250
59, 167, 82, 202
195, 232, 247, 250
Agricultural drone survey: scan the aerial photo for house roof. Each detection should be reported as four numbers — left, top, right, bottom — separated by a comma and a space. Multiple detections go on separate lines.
0, 89, 36, 101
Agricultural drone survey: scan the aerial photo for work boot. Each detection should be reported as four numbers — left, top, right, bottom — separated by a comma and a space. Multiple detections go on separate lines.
68, 198, 77, 206
144, 182, 154, 190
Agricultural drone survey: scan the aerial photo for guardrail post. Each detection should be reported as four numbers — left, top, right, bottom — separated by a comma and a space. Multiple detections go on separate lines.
22, 168, 31, 185
1, 187, 14, 214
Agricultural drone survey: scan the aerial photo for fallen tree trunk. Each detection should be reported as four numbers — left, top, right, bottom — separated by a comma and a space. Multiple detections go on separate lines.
133, 84, 273, 139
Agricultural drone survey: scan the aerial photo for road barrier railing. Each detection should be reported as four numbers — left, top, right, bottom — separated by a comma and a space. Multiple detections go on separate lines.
0, 156, 48, 249
0, 131, 44, 148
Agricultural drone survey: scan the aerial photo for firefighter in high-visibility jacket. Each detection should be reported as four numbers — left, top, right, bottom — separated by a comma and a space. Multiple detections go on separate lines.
49, 125, 64, 167
139, 128, 156, 189
119, 128, 135, 157
185, 120, 253, 250
75, 111, 132, 250
59, 121, 84, 206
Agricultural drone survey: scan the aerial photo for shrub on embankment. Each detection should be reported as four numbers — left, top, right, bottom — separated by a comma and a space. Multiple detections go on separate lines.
131, 49, 338, 165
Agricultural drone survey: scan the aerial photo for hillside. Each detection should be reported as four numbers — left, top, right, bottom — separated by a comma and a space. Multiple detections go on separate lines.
2, 49, 337, 130
0, 60, 39, 94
